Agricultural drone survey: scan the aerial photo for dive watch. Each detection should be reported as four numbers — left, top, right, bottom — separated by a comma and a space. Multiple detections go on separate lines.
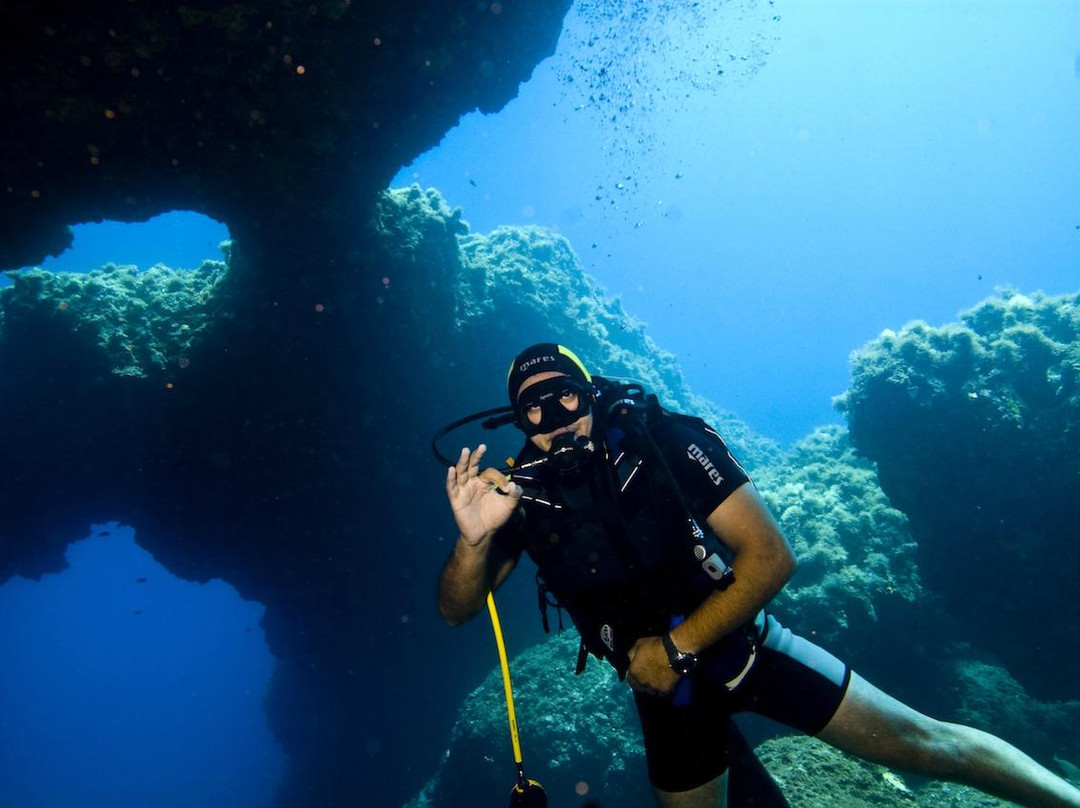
661, 632, 698, 676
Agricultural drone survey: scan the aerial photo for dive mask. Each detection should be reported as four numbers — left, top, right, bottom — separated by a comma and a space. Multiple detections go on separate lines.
515, 376, 593, 437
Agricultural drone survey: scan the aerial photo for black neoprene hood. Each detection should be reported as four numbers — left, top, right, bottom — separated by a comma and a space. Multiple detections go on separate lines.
506, 343, 592, 404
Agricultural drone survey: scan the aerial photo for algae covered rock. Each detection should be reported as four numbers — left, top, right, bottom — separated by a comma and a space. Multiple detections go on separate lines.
2, 262, 226, 377
451, 202, 781, 473
371, 185, 780, 473
406, 631, 651, 808
837, 289, 1080, 699
947, 658, 1080, 766
758, 734, 1013, 808
755, 426, 925, 672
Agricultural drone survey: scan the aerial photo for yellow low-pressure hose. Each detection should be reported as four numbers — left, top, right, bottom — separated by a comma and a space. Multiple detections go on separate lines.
487, 592, 524, 767
487, 593, 548, 807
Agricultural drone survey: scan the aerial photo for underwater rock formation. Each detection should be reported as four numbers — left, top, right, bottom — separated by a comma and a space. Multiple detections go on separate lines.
3, 262, 227, 377
754, 426, 929, 682
0, 0, 572, 271
0, 4, 574, 801
838, 290, 1080, 700
948, 659, 1080, 766
758, 734, 1015, 808
405, 631, 651, 808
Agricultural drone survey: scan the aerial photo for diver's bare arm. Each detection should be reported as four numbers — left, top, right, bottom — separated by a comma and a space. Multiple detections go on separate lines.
668, 482, 796, 654
438, 534, 519, 626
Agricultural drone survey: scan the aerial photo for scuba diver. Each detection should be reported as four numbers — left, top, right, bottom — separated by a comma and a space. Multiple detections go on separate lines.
437, 343, 1080, 808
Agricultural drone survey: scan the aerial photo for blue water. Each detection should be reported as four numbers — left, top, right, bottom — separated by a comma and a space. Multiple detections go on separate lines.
42, 212, 229, 274
0, 527, 283, 808
2, 2, 1079, 806
395, 0, 1080, 445
0, 211, 229, 292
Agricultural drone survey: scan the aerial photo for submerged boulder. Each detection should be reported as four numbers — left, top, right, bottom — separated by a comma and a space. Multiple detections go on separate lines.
405, 631, 650, 808
838, 290, 1080, 699
755, 426, 928, 684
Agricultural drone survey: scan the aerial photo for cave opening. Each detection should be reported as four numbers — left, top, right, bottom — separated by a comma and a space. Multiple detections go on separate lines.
0, 523, 284, 808
4, 210, 232, 284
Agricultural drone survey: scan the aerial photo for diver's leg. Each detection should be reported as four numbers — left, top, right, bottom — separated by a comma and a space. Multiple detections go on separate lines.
654, 774, 723, 808
634, 690, 733, 808
817, 672, 1080, 808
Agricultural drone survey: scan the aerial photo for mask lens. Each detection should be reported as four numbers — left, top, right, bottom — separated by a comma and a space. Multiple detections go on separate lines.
516, 378, 590, 435
558, 388, 579, 411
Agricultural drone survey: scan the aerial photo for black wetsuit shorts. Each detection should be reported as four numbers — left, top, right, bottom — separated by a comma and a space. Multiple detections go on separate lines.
634, 612, 852, 793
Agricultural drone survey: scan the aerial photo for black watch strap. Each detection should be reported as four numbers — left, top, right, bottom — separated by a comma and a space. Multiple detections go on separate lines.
661, 632, 698, 675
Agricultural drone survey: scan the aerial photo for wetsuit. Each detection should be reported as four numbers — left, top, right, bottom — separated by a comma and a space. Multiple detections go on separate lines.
497, 409, 851, 791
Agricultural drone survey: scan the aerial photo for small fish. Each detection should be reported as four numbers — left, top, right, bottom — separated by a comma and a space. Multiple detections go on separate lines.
133, 610, 143, 615
134, 577, 147, 583
468, 178, 477, 187
675, 172, 684, 179
98, 530, 111, 536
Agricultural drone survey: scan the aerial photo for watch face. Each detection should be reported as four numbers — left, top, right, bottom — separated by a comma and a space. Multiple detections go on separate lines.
672, 653, 697, 676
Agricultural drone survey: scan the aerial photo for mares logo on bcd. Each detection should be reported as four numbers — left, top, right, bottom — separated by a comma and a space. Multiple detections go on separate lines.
687, 443, 723, 486
600, 624, 615, 653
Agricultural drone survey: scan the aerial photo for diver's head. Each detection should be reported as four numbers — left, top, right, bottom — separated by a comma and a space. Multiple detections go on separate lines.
507, 343, 595, 453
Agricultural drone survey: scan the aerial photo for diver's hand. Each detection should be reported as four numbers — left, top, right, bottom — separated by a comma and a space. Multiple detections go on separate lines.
626, 636, 680, 697
446, 444, 522, 546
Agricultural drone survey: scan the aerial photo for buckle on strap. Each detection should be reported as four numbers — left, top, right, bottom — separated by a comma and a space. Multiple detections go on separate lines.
724, 619, 765, 691
724, 643, 757, 690
575, 639, 589, 675
536, 575, 564, 635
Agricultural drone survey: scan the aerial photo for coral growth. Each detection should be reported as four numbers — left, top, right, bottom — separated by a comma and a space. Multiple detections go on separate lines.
838, 289, 1080, 699
405, 631, 650, 808
756, 426, 922, 661
2, 262, 226, 377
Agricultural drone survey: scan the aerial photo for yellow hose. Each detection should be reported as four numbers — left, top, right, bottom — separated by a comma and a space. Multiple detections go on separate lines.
486, 592, 524, 766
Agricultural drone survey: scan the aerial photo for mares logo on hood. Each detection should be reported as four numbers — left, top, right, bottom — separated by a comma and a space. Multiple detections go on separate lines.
507, 343, 593, 406
517, 355, 556, 374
